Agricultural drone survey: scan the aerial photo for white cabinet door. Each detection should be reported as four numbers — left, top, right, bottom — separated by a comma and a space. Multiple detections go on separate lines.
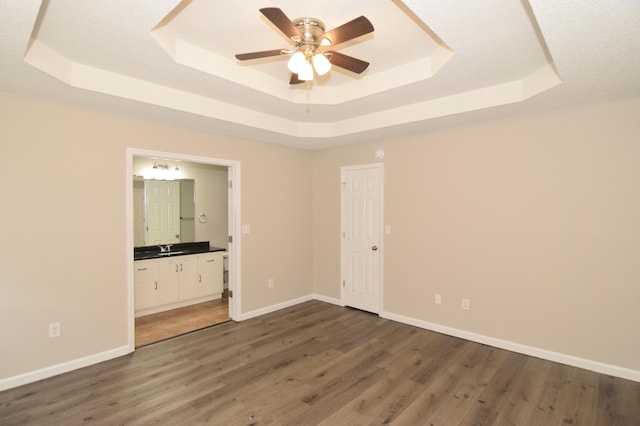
197, 252, 224, 297
134, 260, 159, 311
158, 259, 181, 305
177, 256, 198, 301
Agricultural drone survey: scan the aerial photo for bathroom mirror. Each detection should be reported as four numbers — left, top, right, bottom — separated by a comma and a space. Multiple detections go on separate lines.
133, 178, 195, 247
132, 156, 229, 250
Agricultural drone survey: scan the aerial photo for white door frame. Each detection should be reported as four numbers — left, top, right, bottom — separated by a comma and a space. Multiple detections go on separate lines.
340, 163, 384, 313
125, 148, 241, 351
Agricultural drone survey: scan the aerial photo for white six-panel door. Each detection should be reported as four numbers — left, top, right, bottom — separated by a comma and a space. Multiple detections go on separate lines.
341, 164, 383, 314
145, 180, 180, 245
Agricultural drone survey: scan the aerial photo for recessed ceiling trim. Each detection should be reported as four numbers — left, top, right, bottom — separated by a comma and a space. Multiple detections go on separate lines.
24, 37, 560, 141
166, 39, 450, 106
174, 39, 289, 99
328, 64, 561, 138
24, 39, 300, 136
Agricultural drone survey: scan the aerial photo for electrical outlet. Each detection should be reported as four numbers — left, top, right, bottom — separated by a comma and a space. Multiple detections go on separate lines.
268, 278, 274, 288
49, 322, 61, 338
462, 298, 470, 311
435, 294, 442, 305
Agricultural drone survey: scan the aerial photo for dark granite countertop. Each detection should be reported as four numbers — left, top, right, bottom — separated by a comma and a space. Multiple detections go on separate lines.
134, 241, 226, 260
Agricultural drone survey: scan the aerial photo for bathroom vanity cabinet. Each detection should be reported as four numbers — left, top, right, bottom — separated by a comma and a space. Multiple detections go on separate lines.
134, 251, 225, 317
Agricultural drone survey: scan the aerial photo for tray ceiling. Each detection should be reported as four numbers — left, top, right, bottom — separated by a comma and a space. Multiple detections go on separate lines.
2, 0, 639, 149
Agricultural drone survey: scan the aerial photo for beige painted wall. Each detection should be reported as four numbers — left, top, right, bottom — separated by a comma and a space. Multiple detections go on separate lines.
2, 88, 638, 384
0, 91, 313, 379
313, 97, 640, 372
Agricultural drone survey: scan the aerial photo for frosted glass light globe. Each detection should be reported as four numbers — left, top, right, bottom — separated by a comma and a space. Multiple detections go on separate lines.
298, 61, 314, 81
287, 52, 306, 74
312, 53, 332, 76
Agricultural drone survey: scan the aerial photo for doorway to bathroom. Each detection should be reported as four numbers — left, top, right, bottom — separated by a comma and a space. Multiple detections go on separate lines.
126, 148, 240, 349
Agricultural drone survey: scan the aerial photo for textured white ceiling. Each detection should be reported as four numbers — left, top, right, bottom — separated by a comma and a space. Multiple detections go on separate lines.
1, 0, 639, 149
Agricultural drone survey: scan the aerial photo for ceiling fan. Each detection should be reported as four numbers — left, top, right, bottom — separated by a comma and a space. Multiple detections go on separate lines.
234, 7, 374, 84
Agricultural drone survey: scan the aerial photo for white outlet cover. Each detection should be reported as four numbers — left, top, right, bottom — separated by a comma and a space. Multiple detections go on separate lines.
241, 224, 250, 234
49, 322, 61, 338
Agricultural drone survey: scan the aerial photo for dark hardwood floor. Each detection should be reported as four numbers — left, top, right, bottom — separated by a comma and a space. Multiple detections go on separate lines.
2, 300, 639, 425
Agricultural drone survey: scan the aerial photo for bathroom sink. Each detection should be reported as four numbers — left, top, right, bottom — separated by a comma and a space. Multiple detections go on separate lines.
158, 251, 186, 256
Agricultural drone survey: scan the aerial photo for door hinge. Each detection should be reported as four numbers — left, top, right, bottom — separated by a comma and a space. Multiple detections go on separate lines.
228, 180, 233, 188
342, 280, 345, 287
228, 290, 233, 298
228, 235, 233, 243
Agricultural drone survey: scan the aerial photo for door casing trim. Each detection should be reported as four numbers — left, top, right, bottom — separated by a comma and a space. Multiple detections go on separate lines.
125, 147, 241, 351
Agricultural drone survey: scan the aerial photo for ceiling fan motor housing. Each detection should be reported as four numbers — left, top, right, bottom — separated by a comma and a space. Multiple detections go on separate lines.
292, 18, 327, 51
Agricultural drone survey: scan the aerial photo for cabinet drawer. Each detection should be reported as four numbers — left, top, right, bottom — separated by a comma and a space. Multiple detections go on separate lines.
134, 259, 159, 276
197, 253, 220, 263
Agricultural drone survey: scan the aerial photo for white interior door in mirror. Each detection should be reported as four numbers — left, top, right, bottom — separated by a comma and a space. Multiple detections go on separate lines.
133, 184, 146, 246
145, 180, 180, 245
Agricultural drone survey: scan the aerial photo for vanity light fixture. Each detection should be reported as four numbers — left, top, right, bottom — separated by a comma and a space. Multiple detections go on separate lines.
153, 162, 169, 170
146, 161, 181, 180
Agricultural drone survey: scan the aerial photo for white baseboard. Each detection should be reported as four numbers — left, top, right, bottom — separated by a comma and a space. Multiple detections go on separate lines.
380, 310, 640, 383
312, 294, 342, 306
237, 294, 315, 321
0, 345, 132, 392
6, 299, 637, 392
237, 294, 340, 321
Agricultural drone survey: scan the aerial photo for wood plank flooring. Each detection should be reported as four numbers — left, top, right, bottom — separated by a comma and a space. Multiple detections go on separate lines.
135, 294, 229, 347
2, 301, 639, 425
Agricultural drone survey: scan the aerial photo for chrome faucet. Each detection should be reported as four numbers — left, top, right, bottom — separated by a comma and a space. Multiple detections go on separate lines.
159, 244, 173, 253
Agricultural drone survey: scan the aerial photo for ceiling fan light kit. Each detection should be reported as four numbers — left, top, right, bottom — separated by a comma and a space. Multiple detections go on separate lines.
235, 8, 374, 85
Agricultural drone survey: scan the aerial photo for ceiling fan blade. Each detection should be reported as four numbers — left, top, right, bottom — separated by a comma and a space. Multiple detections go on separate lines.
322, 16, 374, 46
235, 49, 285, 61
290, 73, 304, 85
327, 51, 370, 74
259, 7, 304, 40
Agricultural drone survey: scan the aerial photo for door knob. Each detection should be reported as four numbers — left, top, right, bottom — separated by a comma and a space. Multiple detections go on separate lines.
372, 245, 378, 251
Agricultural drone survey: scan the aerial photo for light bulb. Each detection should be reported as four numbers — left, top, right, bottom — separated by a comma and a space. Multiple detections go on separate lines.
287, 52, 306, 74
298, 61, 314, 81
312, 53, 332, 76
